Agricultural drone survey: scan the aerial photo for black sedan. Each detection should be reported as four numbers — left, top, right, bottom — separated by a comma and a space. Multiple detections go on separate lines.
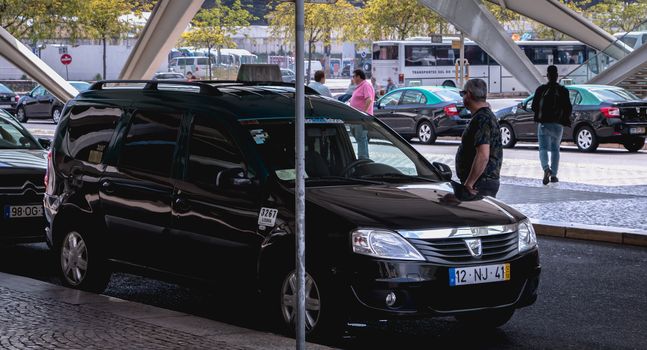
374, 86, 471, 144
0, 109, 48, 244
15, 81, 90, 124
496, 84, 647, 152
0, 83, 19, 114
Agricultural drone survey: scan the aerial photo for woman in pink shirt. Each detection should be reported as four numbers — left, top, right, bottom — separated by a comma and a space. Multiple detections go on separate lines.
349, 69, 375, 115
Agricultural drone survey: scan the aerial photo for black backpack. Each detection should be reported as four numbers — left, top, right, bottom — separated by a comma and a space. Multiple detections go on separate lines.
537, 84, 563, 124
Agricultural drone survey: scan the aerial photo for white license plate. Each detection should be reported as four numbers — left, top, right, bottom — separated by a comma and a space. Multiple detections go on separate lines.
449, 263, 510, 286
630, 127, 646, 134
3, 205, 43, 218
0, 105, 11, 108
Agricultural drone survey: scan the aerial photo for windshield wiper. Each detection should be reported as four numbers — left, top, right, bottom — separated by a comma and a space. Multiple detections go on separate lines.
357, 173, 438, 182
305, 176, 385, 185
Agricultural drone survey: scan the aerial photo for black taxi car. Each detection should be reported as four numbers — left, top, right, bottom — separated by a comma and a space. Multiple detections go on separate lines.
45, 80, 540, 339
0, 109, 48, 244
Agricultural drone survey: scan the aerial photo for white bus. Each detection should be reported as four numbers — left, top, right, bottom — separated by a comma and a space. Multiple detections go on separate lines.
371, 39, 596, 94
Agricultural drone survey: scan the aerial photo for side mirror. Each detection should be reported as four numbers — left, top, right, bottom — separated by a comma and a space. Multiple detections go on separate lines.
216, 167, 254, 189
38, 137, 51, 149
432, 162, 452, 181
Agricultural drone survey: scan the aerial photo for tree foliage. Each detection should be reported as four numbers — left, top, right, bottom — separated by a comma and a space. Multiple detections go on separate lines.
182, 0, 257, 52
362, 0, 449, 41
0, 0, 85, 42
590, 0, 647, 33
267, 0, 357, 78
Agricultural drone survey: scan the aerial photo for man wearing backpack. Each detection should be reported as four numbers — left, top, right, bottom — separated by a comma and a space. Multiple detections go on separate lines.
531, 65, 572, 185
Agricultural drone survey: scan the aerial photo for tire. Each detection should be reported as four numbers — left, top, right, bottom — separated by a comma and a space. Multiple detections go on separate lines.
417, 121, 437, 144
575, 126, 599, 152
500, 123, 517, 148
623, 137, 645, 152
52, 107, 62, 124
266, 265, 346, 341
15, 106, 27, 123
57, 228, 111, 293
442, 80, 456, 88
455, 308, 515, 328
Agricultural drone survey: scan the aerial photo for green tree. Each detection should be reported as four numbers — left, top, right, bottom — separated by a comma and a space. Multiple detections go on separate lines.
590, 0, 647, 33
0, 0, 85, 48
181, 0, 257, 80
267, 0, 357, 81
81, 0, 149, 80
362, 0, 448, 41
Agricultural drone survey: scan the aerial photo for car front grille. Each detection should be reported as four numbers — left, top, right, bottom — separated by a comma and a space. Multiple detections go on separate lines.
409, 231, 518, 265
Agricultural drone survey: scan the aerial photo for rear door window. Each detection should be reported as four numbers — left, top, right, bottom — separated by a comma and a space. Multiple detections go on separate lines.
379, 91, 403, 107
119, 111, 181, 177
186, 115, 244, 186
197, 58, 209, 65
66, 105, 122, 163
401, 90, 427, 105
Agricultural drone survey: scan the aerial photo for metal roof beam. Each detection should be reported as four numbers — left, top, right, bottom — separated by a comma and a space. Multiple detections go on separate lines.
0, 26, 77, 102
487, 0, 631, 59
419, 0, 544, 92
119, 0, 204, 80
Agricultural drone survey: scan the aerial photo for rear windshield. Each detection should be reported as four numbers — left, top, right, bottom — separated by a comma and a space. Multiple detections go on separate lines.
0, 84, 13, 94
434, 90, 462, 102
591, 88, 640, 102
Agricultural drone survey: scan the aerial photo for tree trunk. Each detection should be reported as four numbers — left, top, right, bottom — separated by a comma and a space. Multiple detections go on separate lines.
208, 46, 212, 80
102, 37, 107, 80
307, 41, 314, 84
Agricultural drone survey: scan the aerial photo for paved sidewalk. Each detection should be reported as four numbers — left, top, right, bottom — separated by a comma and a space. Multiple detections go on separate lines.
0, 273, 332, 350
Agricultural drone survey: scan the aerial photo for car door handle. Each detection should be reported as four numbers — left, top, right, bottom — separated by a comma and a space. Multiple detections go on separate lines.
100, 180, 114, 194
174, 197, 190, 213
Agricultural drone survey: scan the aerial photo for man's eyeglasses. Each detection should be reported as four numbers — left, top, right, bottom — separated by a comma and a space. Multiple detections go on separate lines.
459, 90, 467, 97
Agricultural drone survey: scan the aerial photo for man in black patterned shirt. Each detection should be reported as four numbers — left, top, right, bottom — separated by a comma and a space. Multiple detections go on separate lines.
455, 79, 503, 197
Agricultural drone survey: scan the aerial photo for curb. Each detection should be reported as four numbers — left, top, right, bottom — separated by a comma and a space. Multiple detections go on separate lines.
531, 218, 647, 247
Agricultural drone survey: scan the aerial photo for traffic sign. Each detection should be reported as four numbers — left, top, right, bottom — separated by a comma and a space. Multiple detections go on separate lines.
360, 51, 366, 58
60, 54, 72, 65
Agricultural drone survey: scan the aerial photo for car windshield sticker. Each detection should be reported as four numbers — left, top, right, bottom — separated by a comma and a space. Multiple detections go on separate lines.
258, 207, 278, 227
250, 129, 268, 144
305, 117, 344, 124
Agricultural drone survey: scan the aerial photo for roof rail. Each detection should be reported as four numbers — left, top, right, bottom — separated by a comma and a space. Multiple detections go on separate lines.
200, 80, 321, 95
88, 80, 222, 96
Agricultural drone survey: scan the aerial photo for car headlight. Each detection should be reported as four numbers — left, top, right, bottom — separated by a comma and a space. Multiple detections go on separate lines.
351, 229, 425, 261
518, 219, 537, 252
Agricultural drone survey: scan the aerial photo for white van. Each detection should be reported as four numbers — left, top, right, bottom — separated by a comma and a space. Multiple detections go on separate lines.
613, 31, 647, 49
168, 56, 213, 79
304, 60, 323, 78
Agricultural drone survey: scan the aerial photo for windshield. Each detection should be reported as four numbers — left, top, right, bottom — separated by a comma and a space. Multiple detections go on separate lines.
434, 89, 462, 102
0, 115, 40, 149
71, 82, 90, 92
591, 88, 640, 102
0, 84, 13, 94
242, 117, 439, 185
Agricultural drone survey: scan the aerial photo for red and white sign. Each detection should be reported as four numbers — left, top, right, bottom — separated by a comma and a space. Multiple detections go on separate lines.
60, 54, 72, 65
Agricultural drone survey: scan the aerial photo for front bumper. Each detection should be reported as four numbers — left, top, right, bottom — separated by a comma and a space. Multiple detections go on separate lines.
345, 248, 540, 320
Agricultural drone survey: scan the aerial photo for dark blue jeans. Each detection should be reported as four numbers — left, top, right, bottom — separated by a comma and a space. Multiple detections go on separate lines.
475, 177, 500, 198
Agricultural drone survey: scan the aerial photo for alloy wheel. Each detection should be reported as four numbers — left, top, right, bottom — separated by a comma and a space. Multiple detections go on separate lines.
418, 123, 432, 143
500, 126, 511, 146
281, 271, 321, 332
52, 108, 62, 124
16, 108, 26, 122
60, 231, 89, 286
577, 129, 593, 149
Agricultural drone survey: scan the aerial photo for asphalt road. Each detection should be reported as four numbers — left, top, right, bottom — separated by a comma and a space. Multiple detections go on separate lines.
2, 237, 645, 349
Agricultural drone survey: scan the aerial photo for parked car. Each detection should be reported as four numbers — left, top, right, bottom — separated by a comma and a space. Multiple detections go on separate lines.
152, 72, 186, 80
280, 68, 296, 83
374, 86, 471, 144
0, 83, 19, 114
496, 84, 647, 152
15, 81, 90, 124
45, 80, 540, 340
0, 109, 48, 244
168, 56, 213, 79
